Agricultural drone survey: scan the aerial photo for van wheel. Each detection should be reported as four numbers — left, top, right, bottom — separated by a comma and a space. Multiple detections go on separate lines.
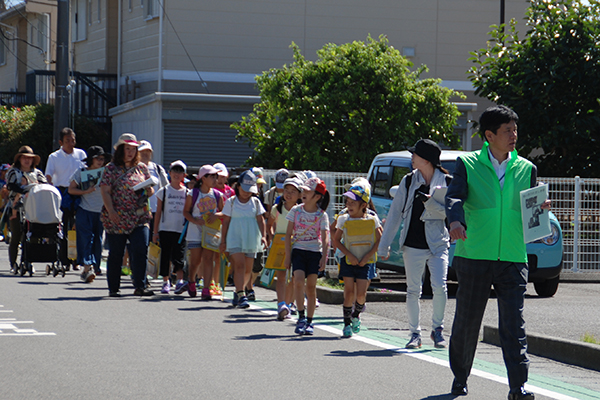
533, 275, 560, 298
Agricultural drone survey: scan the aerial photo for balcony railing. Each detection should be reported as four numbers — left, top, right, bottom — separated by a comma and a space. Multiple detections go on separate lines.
25, 70, 117, 124
0, 91, 26, 107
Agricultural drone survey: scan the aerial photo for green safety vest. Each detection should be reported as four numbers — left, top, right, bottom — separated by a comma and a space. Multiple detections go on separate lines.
455, 142, 533, 263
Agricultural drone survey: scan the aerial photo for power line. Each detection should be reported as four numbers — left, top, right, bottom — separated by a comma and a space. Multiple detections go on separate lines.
156, 0, 209, 94
0, 28, 39, 71
12, 2, 57, 46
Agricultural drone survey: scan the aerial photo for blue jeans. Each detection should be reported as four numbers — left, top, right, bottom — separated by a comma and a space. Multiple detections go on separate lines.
106, 225, 149, 293
76, 207, 103, 272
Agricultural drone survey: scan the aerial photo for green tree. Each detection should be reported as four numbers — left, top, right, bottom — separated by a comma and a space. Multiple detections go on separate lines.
0, 104, 109, 169
469, 0, 600, 177
233, 36, 464, 172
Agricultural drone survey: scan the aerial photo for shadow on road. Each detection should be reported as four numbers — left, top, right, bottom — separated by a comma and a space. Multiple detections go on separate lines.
419, 394, 461, 400
326, 348, 402, 358
39, 296, 105, 302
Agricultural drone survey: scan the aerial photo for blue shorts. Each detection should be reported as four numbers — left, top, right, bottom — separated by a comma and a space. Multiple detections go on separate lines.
338, 257, 376, 281
291, 248, 321, 276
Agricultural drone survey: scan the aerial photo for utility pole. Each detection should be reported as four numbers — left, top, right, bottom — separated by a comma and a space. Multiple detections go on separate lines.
53, 0, 69, 150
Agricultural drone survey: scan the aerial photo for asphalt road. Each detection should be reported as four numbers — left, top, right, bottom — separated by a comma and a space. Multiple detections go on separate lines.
1, 242, 599, 400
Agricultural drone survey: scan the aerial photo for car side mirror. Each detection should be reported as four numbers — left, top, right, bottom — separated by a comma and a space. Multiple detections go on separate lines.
389, 185, 399, 198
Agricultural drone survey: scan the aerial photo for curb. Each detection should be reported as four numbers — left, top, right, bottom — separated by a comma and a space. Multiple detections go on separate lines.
482, 325, 600, 372
316, 286, 406, 304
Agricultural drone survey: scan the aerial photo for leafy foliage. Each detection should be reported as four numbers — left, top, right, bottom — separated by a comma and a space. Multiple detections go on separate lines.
0, 104, 109, 169
233, 36, 464, 172
469, 0, 600, 177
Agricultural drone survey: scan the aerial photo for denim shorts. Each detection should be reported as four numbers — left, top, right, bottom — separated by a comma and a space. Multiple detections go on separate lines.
188, 241, 202, 249
291, 248, 321, 276
228, 249, 257, 258
339, 257, 376, 281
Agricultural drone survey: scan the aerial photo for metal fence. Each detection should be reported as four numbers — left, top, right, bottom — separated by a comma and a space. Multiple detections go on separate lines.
261, 171, 599, 273
543, 177, 600, 273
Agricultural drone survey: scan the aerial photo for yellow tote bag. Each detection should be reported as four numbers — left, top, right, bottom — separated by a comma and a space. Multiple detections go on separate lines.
201, 214, 222, 252
343, 219, 377, 264
147, 242, 161, 279
67, 230, 77, 260
264, 234, 287, 270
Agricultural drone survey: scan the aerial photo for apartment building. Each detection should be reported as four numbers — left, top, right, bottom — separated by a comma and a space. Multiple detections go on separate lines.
3, 0, 531, 167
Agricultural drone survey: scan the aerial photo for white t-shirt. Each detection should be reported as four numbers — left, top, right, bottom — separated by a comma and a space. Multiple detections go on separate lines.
285, 205, 330, 252
156, 185, 188, 233
45, 147, 87, 187
186, 188, 220, 242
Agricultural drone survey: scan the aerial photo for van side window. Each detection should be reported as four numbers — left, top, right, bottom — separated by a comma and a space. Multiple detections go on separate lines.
393, 166, 411, 187
371, 166, 392, 198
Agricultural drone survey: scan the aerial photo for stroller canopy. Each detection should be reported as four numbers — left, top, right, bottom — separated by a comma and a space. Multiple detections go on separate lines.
23, 184, 63, 224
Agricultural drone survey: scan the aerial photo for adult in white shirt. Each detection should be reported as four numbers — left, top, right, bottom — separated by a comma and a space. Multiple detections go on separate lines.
45, 128, 87, 188
138, 140, 169, 214
45, 127, 87, 269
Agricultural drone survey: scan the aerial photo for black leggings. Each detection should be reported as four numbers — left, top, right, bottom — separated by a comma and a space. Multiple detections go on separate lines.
158, 231, 186, 277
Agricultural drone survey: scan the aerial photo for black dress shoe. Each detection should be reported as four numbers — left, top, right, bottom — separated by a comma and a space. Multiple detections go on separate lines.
451, 380, 468, 396
508, 387, 535, 400
109, 292, 121, 298
133, 288, 154, 296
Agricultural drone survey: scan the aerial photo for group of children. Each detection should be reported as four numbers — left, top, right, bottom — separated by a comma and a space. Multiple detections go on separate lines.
152, 161, 382, 337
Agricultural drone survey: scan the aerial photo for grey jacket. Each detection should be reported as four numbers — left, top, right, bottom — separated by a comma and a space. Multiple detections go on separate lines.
378, 168, 450, 258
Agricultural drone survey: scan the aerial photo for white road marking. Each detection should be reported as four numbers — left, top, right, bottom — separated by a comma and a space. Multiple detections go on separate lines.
0, 306, 56, 337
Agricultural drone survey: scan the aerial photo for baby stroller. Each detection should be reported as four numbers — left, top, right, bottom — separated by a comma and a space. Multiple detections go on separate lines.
18, 184, 64, 277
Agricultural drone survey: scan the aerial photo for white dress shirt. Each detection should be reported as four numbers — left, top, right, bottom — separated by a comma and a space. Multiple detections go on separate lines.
488, 147, 511, 190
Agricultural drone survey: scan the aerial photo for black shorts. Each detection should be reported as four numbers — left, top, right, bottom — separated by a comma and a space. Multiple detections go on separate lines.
291, 248, 321, 276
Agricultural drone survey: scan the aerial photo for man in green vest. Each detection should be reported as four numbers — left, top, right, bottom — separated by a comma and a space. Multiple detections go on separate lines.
445, 105, 550, 400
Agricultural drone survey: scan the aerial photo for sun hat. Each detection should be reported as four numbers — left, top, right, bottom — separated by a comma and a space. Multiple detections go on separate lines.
196, 164, 219, 179
138, 140, 153, 152
113, 133, 139, 150
14, 146, 41, 166
251, 167, 266, 185
275, 168, 290, 189
238, 170, 258, 194
344, 184, 370, 203
283, 176, 303, 191
300, 177, 326, 195
170, 160, 187, 172
213, 162, 229, 177
408, 139, 442, 169
83, 146, 112, 164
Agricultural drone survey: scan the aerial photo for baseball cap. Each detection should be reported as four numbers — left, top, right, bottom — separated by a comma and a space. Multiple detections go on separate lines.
170, 160, 187, 172
283, 176, 303, 191
138, 140, 153, 152
344, 184, 370, 203
251, 167, 266, 185
275, 168, 290, 189
238, 170, 258, 194
300, 177, 326, 195
196, 164, 219, 179
213, 162, 229, 177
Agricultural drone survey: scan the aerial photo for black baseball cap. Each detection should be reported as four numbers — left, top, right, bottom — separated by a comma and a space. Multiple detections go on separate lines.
408, 139, 442, 168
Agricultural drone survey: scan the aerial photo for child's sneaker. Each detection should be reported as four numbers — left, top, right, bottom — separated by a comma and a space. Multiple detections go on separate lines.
161, 281, 170, 294
209, 281, 218, 296
277, 302, 290, 321
238, 296, 250, 308
295, 318, 307, 335
232, 292, 239, 307
174, 281, 188, 294
289, 303, 297, 315
351, 317, 361, 333
246, 290, 256, 301
342, 325, 353, 338
201, 287, 211, 300
304, 323, 314, 335
214, 286, 223, 296
188, 283, 197, 298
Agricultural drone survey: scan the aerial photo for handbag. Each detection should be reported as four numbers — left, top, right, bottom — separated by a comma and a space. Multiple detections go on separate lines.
264, 234, 286, 270
201, 214, 221, 252
343, 218, 377, 264
147, 242, 161, 279
67, 230, 77, 260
